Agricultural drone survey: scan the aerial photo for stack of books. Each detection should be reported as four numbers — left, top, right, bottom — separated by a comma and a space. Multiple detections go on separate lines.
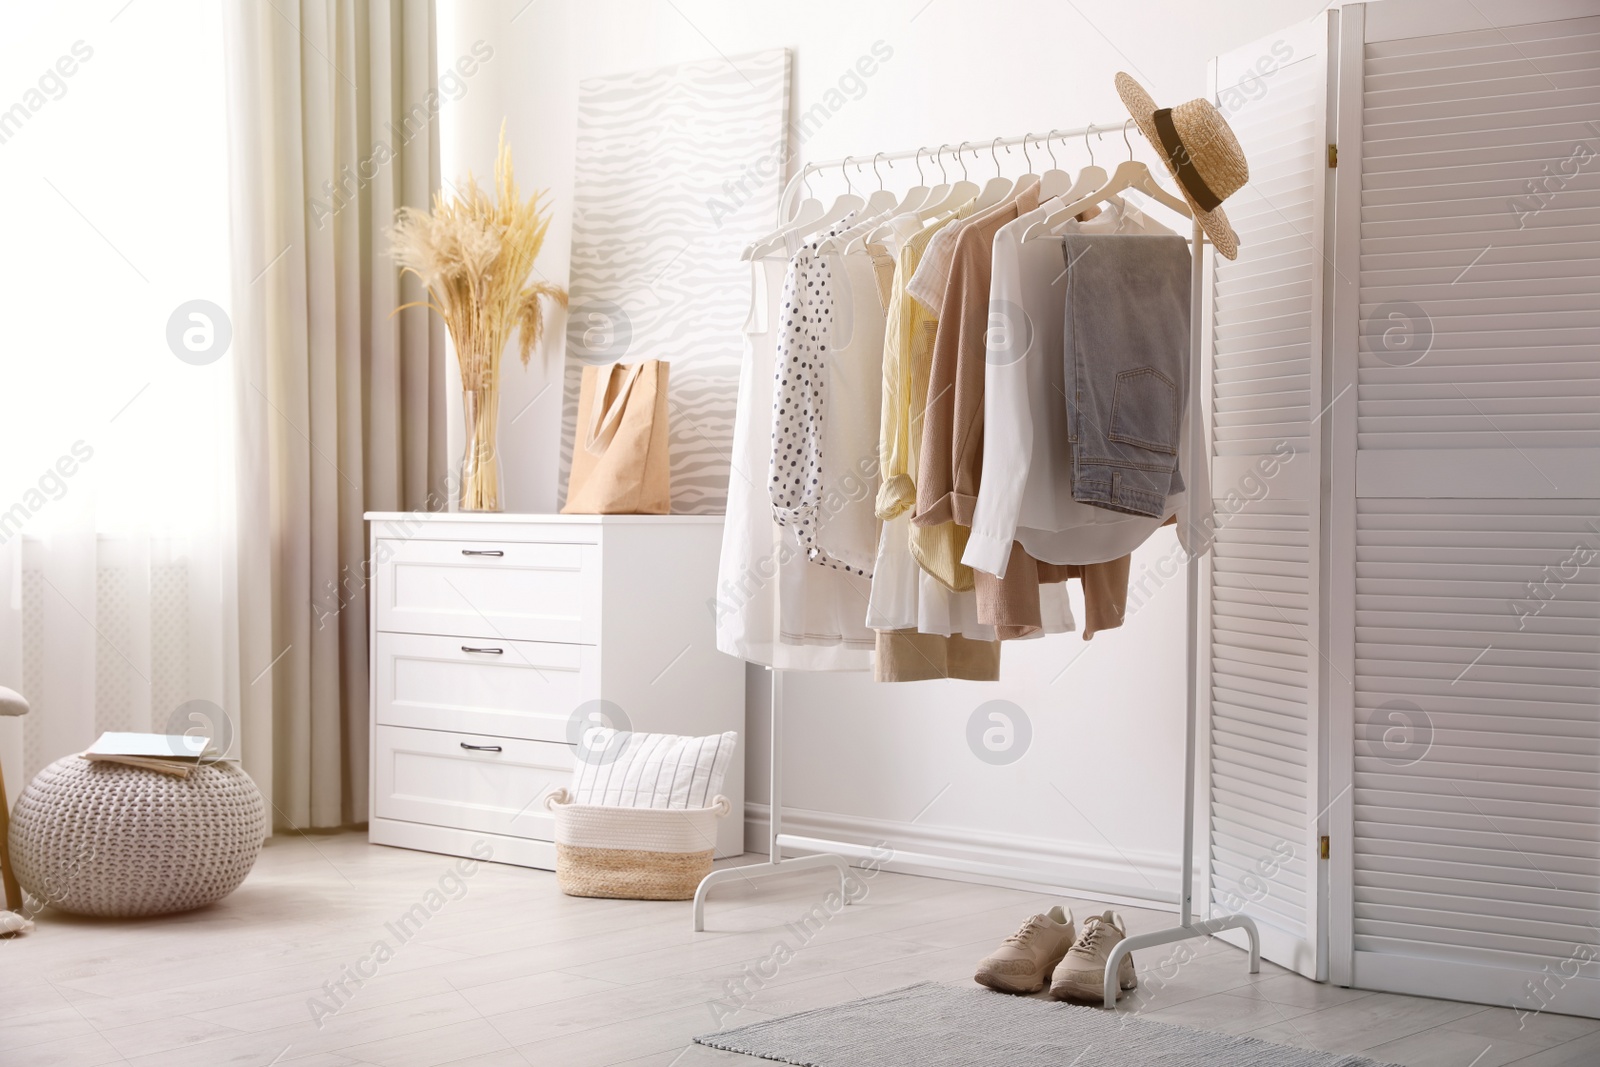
82, 732, 232, 778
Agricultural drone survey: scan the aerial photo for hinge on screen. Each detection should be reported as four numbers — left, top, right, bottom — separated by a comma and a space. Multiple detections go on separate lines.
1320, 835, 1331, 859
1327, 143, 1338, 168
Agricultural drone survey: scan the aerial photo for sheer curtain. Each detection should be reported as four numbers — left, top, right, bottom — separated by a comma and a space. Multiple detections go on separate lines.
0, 2, 241, 805
1, 1, 447, 835
224, 0, 448, 830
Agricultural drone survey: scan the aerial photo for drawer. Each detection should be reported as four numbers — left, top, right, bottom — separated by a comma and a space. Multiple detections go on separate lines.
372, 725, 572, 842
373, 537, 601, 643
374, 633, 596, 743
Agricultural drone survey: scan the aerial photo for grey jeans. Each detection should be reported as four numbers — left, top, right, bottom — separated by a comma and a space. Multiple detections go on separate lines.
1061, 233, 1191, 518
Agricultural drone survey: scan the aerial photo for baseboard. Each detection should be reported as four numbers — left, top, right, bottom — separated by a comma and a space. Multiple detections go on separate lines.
744, 804, 1182, 912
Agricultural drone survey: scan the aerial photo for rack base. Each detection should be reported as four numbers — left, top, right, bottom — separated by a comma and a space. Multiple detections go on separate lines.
1102, 914, 1262, 1009
692, 851, 852, 932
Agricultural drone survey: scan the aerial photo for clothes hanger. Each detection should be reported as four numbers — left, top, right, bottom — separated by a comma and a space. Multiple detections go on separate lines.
819, 155, 901, 254
856, 148, 934, 250
1107, 119, 1192, 218
743, 167, 827, 260
914, 145, 952, 214
970, 137, 1014, 210
1025, 121, 1189, 241
892, 149, 934, 216
1079, 120, 1190, 218
1023, 126, 1114, 241
1060, 125, 1112, 207
859, 154, 901, 217
1035, 130, 1072, 200
916, 143, 978, 220
788, 155, 867, 242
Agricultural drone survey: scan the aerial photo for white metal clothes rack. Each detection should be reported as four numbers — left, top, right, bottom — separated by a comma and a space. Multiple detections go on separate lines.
692, 121, 1261, 1009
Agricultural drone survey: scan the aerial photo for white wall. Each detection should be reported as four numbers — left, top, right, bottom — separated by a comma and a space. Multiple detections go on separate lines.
439, 0, 1333, 906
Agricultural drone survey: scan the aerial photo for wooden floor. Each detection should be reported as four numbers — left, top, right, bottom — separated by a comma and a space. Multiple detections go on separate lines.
2, 831, 1597, 1066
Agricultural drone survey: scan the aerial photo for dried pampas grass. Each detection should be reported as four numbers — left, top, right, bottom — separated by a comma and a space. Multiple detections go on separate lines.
390, 125, 568, 387
389, 125, 567, 509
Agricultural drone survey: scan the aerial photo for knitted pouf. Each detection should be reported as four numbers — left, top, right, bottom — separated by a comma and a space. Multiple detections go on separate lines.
9, 756, 267, 918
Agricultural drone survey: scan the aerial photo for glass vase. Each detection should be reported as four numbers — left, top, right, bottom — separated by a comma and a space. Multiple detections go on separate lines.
459, 383, 501, 512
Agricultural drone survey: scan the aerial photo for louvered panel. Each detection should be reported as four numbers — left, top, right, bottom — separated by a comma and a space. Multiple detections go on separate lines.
1363, 86, 1600, 137
1354, 778, 1600, 821
1363, 203, 1598, 237
1214, 294, 1313, 331
1361, 368, 1600, 394
1357, 839, 1598, 891
1362, 172, 1599, 207
1214, 265, 1316, 306
1209, 50, 1320, 460
1365, 90, 1600, 139
1359, 275, 1600, 306
1356, 893, 1597, 944
1213, 766, 1308, 820
1214, 353, 1307, 377
1361, 248, 1600, 279
1216, 700, 1313, 736
1214, 311, 1313, 346
1357, 26, 1600, 456
1356, 113, 1600, 155
1350, 497, 1600, 978
1366, 66, 1600, 104
1364, 13, 1600, 58
1356, 855, 1600, 907
1202, 19, 1330, 977
1216, 739, 1305, 790
1362, 147, 1600, 186
1208, 494, 1314, 950
1359, 225, 1600, 255
1215, 328, 1314, 359
1340, 0, 1600, 955
1214, 811, 1311, 870
1214, 835, 1309, 899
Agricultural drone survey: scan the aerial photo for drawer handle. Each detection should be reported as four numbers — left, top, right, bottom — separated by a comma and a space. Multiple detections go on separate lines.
460, 646, 504, 655
460, 742, 503, 752
461, 549, 504, 556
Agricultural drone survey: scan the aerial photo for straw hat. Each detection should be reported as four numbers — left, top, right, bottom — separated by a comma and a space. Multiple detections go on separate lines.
1116, 72, 1248, 260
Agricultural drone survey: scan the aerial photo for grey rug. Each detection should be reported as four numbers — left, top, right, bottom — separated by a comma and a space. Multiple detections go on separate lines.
696, 983, 1404, 1067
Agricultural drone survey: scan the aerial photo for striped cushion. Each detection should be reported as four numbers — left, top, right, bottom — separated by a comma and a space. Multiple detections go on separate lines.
569, 729, 737, 810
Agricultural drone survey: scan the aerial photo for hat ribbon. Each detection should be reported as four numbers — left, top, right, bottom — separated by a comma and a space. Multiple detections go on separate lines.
1151, 107, 1223, 212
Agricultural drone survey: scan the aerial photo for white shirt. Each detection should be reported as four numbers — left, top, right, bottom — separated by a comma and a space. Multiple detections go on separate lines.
964, 201, 1195, 577
810, 248, 887, 576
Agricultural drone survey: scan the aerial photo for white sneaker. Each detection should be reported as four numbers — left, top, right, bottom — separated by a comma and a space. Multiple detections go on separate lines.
974, 905, 1075, 994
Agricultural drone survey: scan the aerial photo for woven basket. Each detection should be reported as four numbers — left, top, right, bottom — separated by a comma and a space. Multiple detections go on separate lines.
546, 787, 729, 900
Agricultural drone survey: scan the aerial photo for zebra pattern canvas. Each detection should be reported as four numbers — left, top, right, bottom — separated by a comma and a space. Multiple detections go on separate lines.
559, 48, 792, 515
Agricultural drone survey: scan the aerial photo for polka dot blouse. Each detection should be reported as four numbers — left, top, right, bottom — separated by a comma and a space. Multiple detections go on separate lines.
767, 213, 869, 577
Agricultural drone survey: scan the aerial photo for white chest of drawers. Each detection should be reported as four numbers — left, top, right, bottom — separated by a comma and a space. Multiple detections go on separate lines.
364, 512, 745, 866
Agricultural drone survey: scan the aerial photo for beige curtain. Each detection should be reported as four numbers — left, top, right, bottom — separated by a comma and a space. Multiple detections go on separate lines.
224, 0, 447, 830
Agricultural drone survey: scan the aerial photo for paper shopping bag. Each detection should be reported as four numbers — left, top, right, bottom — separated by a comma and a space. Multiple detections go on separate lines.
562, 360, 671, 514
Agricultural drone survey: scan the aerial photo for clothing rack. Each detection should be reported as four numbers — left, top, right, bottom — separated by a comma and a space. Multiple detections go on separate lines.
692, 121, 1261, 1009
